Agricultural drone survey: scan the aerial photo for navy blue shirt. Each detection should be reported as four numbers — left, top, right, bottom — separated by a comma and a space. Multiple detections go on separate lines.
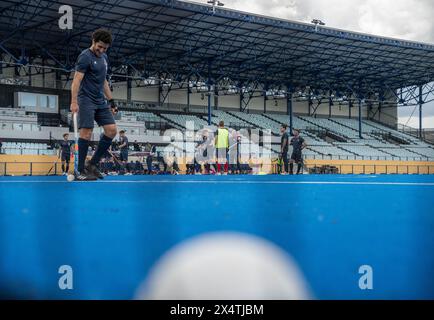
281, 132, 289, 153
75, 49, 109, 109
60, 140, 72, 155
119, 136, 129, 151
290, 136, 305, 154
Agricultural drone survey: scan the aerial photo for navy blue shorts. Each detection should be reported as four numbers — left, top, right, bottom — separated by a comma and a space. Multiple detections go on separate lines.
61, 153, 70, 162
291, 152, 303, 163
78, 106, 115, 129
120, 149, 128, 162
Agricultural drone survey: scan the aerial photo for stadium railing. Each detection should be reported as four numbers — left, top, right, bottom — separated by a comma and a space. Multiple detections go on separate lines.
2, 161, 434, 176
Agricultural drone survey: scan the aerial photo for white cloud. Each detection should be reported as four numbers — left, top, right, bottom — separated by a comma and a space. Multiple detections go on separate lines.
192, 0, 434, 43
191, 0, 434, 124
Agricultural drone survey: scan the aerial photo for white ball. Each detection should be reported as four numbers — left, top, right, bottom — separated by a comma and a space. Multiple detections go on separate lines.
67, 174, 75, 182
136, 232, 311, 300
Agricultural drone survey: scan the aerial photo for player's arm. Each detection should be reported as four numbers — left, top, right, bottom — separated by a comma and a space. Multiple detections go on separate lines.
214, 130, 218, 146
70, 72, 85, 113
104, 79, 113, 101
281, 137, 287, 153
104, 80, 118, 115
301, 139, 307, 150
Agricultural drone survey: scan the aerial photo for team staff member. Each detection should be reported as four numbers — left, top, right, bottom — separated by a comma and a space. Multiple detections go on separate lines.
290, 128, 307, 175
280, 124, 289, 174
118, 130, 129, 162
214, 121, 229, 175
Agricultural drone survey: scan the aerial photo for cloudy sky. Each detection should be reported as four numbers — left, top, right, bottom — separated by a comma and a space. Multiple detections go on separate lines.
191, 0, 434, 129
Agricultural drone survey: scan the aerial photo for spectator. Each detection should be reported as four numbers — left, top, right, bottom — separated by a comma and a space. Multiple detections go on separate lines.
133, 140, 141, 151
289, 128, 307, 175
125, 161, 134, 175
59, 133, 73, 175
135, 160, 144, 175
214, 121, 229, 175
146, 143, 156, 174
118, 130, 129, 163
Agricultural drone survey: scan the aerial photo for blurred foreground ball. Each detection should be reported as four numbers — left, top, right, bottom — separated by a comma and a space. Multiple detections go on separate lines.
136, 232, 311, 300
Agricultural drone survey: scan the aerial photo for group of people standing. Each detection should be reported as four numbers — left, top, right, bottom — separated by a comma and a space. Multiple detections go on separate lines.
58, 121, 306, 176
279, 124, 306, 175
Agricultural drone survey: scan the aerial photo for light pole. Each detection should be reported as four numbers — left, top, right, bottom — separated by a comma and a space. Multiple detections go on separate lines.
311, 19, 325, 32
207, 0, 225, 14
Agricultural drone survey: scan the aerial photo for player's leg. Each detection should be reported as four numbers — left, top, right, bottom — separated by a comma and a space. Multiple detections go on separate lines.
296, 155, 304, 174
86, 108, 117, 179
289, 153, 295, 174
146, 155, 153, 174
224, 148, 229, 174
78, 128, 94, 174
65, 156, 70, 174
61, 158, 66, 174
75, 107, 97, 180
216, 148, 221, 174
282, 152, 289, 174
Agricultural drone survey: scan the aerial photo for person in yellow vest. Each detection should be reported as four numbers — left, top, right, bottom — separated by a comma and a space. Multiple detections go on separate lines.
214, 120, 229, 175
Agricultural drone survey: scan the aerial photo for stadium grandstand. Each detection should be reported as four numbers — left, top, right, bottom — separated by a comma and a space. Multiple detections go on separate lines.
0, 0, 434, 301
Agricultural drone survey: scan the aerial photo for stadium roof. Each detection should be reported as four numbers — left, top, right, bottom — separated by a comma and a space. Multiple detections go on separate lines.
1, 0, 434, 96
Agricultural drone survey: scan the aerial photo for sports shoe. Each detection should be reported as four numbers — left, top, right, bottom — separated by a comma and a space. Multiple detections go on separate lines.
74, 170, 97, 181
85, 162, 104, 179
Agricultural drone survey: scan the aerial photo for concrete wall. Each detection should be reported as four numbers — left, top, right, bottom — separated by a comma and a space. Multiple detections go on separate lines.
132, 86, 158, 102
217, 94, 239, 110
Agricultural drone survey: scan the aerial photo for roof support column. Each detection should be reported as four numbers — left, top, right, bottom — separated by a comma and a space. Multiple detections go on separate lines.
127, 65, 132, 103
358, 97, 363, 139
378, 97, 383, 122
419, 85, 423, 139
328, 90, 333, 118
187, 76, 190, 110
207, 60, 212, 125
28, 57, 32, 86
308, 88, 312, 116
287, 85, 293, 133
55, 69, 62, 90
263, 91, 267, 114
42, 57, 46, 88
239, 86, 244, 112
158, 73, 161, 105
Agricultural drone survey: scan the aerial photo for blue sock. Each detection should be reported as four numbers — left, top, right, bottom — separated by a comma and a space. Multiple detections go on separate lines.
91, 135, 113, 165
78, 138, 89, 173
